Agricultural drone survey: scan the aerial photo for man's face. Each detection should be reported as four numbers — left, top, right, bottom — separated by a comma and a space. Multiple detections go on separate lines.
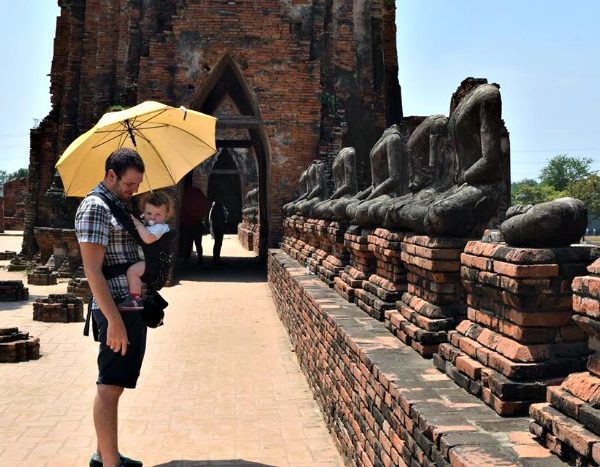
105, 168, 143, 201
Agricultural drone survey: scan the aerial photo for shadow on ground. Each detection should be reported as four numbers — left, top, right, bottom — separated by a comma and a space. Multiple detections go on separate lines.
175, 256, 266, 284
154, 461, 276, 467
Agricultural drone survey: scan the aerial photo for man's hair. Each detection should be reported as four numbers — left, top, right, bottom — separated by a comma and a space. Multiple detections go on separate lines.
105, 147, 145, 178
145, 192, 170, 211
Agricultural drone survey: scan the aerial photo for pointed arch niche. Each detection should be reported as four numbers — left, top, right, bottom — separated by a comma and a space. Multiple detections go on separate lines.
191, 54, 270, 260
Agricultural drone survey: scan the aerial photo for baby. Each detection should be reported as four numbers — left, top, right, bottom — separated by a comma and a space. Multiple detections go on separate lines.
118, 192, 171, 311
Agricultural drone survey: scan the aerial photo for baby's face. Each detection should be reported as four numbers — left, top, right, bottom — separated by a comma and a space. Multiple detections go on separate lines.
144, 203, 168, 226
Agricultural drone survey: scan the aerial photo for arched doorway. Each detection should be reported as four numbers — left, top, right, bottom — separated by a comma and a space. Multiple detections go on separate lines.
190, 54, 269, 261
207, 148, 242, 233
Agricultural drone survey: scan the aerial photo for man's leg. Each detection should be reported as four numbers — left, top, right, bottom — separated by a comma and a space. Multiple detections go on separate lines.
213, 234, 223, 264
194, 222, 204, 262
179, 227, 193, 262
94, 384, 124, 467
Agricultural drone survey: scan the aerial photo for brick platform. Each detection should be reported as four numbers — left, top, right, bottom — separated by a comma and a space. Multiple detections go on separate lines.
0, 251, 17, 260
0, 280, 29, 301
316, 222, 349, 288
0, 327, 40, 363
6, 255, 35, 272
530, 257, 600, 464
333, 226, 375, 304
436, 240, 595, 416
349, 228, 407, 321
237, 221, 258, 252
67, 276, 92, 302
269, 249, 565, 467
33, 293, 84, 323
27, 265, 58, 285
305, 218, 331, 276
385, 235, 468, 358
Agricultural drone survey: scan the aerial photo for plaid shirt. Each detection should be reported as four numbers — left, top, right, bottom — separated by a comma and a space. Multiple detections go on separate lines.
75, 182, 140, 309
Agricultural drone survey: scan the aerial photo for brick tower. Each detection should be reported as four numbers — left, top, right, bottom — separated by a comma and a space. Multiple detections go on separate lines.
23, 0, 402, 259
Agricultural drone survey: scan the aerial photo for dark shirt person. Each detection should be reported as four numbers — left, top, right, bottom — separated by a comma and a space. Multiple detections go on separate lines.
180, 182, 209, 264
75, 147, 146, 467
209, 200, 228, 265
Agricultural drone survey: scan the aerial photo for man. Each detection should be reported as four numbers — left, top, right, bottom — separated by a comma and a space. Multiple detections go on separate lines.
75, 147, 146, 467
208, 199, 228, 265
179, 174, 209, 264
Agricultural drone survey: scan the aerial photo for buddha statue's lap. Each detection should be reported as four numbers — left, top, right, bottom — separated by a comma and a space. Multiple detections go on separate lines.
346, 125, 408, 226
312, 147, 358, 221
383, 80, 508, 237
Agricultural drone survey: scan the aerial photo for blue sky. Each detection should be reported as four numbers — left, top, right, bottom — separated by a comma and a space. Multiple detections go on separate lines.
0, 1, 599, 182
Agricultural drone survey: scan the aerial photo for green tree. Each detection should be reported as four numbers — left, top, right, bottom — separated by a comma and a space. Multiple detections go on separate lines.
0, 170, 8, 186
539, 154, 594, 191
511, 179, 564, 205
566, 174, 600, 216
7, 168, 28, 181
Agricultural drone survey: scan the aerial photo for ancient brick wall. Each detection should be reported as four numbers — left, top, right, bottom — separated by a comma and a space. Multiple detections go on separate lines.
268, 250, 561, 467
2, 178, 27, 230
24, 0, 401, 257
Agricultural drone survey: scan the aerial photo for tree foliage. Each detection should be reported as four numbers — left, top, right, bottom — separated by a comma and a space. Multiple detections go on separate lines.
566, 174, 600, 216
511, 179, 564, 205
512, 155, 599, 216
539, 154, 593, 191
0, 168, 28, 186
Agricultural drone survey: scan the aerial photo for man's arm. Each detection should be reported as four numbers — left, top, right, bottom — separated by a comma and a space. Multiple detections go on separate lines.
80, 242, 129, 356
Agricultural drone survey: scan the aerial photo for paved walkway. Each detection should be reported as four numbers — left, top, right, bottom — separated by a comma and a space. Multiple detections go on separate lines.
0, 234, 343, 467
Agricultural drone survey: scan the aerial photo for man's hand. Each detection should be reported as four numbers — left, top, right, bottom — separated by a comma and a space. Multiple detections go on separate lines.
107, 316, 129, 356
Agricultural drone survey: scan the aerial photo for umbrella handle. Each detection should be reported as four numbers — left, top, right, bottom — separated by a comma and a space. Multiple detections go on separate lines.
125, 119, 137, 147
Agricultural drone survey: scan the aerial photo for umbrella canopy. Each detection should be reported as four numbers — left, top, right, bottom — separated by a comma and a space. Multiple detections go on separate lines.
56, 101, 217, 197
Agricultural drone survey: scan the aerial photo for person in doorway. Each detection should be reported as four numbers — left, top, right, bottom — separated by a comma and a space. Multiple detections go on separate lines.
74, 147, 146, 467
209, 199, 228, 265
179, 176, 209, 265
119, 192, 172, 310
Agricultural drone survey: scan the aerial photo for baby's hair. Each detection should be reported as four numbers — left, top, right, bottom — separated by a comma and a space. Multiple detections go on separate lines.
145, 192, 170, 211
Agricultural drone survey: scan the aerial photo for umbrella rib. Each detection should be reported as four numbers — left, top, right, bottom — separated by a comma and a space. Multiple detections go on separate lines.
130, 109, 169, 128
91, 129, 128, 149
132, 129, 177, 185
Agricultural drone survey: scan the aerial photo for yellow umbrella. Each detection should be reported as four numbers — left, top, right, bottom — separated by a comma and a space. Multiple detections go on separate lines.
56, 101, 217, 197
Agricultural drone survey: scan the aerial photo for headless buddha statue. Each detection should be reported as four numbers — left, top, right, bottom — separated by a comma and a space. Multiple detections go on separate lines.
383, 114, 451, 230
384, 79, 509, 237
295, 160, 329, 217
423, 80, 509, 236
345, 124, 409, 226
242, 184, 259, 222
312, 147, 358, 221
283, 168, 310, 217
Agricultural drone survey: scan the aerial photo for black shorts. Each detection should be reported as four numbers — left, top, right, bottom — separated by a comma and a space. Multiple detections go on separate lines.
93, 308, 147, 389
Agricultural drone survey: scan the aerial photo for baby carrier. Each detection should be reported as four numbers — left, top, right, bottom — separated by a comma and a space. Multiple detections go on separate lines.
83, 189, 175, 337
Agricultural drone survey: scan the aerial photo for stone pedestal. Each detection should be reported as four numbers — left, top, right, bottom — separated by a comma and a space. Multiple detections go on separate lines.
315, 222, 348, 288
530, 257, 600, 464
304, 218, 327, 274
435, 240, 594, 416
0, 281, 29, 301
7, 255, 35, 272
333, 226, 374, 303
281, 215, 309, 264
67, 276, 92, 302
0, 327, 40, 362
386, 235, 467, 358
33, 294, 84, 322
27, 266, 58, 285
349, 228, 407, 321
0, 251, 17, 260
238, 221, 255, 251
